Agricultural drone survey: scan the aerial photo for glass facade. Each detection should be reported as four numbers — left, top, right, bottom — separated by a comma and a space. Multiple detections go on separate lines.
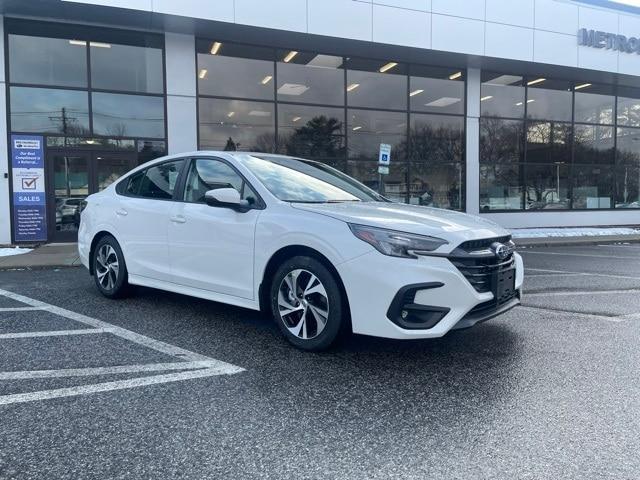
480, 72, 640, 210
196, 39, 466, 209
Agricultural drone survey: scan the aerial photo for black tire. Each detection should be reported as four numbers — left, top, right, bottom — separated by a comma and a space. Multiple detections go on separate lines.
92, 235, 130, 299
270, 255, 347, 351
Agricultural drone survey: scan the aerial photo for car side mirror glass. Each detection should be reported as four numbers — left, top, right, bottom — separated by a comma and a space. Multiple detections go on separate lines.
204, 188, 250, 212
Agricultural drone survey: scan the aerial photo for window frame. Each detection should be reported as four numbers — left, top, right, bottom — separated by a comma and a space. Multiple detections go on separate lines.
178, 156, 266, 210
115, 158, 188, 201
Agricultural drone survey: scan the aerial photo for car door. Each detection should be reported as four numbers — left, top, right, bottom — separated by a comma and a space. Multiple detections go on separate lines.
168, 157, 262, 299
115, 158, 185, 281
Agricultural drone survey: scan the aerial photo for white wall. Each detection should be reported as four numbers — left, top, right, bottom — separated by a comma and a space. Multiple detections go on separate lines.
0, 16, 11, 245
62, 0, 640, 75
164, 33, 198, 155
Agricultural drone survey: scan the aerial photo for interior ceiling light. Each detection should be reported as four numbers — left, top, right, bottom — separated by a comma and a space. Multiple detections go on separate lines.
409, 89, 424, 97
379, 62, 398, 73
480, 95, 493, 101
346, 83, 360, 92
425, 97, 461, 107
527, 99, 535, 103
307, 54, 342, 69
449, 71, 462, 80
69, 40, 86, 46
277, 83, 309, 96
292, 116, 302, 122
575, 83, 592, 90
210, 42, 222, 55
198, 69, 208, 79
227, 111, 235, 117
283, 50, 298, 63
89, 42, 111, 48
527, 78, 546, 86
515, 102, 524, 106
261, 75, 273, 85
486, 75, 523, 86
352, 126, 363, 131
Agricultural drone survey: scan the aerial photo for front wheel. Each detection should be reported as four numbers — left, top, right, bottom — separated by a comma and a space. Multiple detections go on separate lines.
270, 256, 347, 351
93, 235, 130, 299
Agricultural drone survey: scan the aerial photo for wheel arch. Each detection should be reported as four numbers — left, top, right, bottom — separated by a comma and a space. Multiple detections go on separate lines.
259, 245, 352, 324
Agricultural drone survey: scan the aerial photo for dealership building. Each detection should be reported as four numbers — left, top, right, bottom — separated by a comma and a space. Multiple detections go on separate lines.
1, 0, 640, 244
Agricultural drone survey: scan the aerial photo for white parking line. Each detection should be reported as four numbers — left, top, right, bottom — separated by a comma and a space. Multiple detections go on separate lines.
0, 360, 227, 380
0, 368, 237, 406
0, 328, 109, 339
0, 288, 245, 406
0, 307, 46, 312
519, 305, 629, 323
526, 268, 640, 280
526, 289, 640, 297
521, 251, 635, 260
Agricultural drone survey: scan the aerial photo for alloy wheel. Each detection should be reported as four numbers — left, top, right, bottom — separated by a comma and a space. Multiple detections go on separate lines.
277, 268, 329, 340
95, 244, 120, 292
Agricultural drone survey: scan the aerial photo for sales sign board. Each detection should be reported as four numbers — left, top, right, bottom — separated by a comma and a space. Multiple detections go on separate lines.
11, 134, 47, 242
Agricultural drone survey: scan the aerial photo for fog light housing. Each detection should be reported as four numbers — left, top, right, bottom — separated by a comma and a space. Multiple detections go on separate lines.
386, 282, 449, 330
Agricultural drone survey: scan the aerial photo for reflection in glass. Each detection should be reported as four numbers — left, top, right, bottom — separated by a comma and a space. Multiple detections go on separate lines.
615, 128, 640, 208
91, 43, 163, 93
53, 155, 88, 233
574, 84, 614, 124
96, 155, 131, 191
199, 98, 276, 152
480, 72, 525, 118
138, 140, 167, 164
92, 92, 165, 138
277, 51, 344, 105
617, 95, 640, 127
346, 161, 407, 202
408, 114, 464, 210
526, 121, 572, 164
10, 87, 90, 135
9, 35, 87, 87
526, 78, 572, 122
573, 125, 614, 164
278, 105, 344, 160
138, 160, 184, 199
525, 163, 570, 210
410, 66, 465, 115
346, 58, 407, 110
197, 41, 274, 100
479, 118, 524, 210
572, 164, 613, 209
347, 109, 406, 160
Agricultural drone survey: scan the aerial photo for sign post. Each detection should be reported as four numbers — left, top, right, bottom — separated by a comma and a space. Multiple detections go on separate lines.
377, 143, 391, 194
11, 135, 47, 242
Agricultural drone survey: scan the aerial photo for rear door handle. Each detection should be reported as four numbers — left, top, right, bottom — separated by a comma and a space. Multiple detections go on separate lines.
116, 209, 128, 217
170, 215, 186, 224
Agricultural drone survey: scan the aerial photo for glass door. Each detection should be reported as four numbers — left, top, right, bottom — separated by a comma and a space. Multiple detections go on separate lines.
50, 154, 90, 242
47, 150, 138, 242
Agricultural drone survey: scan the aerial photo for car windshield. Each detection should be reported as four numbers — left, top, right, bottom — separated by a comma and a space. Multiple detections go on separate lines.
238, 154, 386, 203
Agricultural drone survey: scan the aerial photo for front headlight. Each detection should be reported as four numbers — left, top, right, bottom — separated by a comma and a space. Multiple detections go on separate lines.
348, 224, 448, 259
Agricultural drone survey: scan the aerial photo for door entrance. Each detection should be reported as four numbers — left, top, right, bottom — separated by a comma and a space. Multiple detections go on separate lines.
47, 150, 137, 242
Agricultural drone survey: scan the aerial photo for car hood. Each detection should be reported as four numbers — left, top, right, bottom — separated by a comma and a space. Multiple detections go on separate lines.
292, 202, 510, 244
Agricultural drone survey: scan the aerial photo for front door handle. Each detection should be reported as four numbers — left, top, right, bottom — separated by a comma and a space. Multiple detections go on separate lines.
116, 209, 128, 217
170, 215, 186, 224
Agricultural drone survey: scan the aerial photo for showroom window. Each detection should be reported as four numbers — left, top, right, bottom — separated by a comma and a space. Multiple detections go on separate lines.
480, 73, 638, 210
7, 20, 167, 158
196, 39, 466, 210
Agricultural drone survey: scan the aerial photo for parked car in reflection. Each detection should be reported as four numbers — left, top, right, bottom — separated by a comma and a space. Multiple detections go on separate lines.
56, 198, 84, 224
616, 201, 640, 209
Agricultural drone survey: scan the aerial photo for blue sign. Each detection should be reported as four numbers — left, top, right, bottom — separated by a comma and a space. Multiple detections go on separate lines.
11, 135, 47, 242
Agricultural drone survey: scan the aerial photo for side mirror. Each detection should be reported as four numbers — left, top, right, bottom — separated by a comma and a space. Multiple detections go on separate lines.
204, 188, 251, 212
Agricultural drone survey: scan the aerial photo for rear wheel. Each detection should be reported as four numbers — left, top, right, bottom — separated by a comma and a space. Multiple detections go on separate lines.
270, 256, 346, 351
93, 235, 130, 298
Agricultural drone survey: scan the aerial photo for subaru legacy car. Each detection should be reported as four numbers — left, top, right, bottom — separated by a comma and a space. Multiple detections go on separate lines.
79, 152, 523, 351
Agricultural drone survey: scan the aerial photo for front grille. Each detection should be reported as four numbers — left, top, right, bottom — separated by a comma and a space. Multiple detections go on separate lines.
449, 254, 515, 293
457, 235, 512, 251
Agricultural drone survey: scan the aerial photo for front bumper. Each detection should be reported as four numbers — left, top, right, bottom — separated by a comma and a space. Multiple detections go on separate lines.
336, 251, 524, 340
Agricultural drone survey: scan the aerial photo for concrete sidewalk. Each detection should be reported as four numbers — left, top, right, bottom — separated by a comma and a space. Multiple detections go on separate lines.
0, 244, 81, 269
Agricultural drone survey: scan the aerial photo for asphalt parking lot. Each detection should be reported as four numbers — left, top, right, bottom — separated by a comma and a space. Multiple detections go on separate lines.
0, 244, 639, 479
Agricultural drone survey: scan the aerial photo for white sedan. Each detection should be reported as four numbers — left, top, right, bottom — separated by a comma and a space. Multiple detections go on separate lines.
79, 152, 523, 351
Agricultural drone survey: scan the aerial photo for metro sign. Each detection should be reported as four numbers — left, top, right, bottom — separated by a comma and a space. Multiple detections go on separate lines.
578, 28, 640, 54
